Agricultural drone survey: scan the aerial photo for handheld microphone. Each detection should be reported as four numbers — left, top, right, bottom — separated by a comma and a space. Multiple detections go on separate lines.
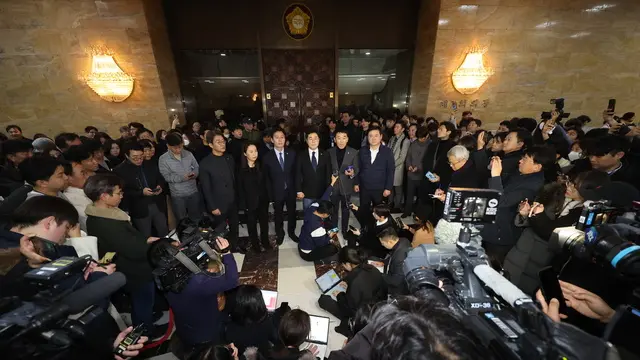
25, 272, 126, 331
473, 264, 532, 307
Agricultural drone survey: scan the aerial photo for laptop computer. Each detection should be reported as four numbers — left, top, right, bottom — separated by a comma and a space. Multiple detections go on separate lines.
315, 269, 347, 300
260, 290, 278, 312
301, 314, 330, 359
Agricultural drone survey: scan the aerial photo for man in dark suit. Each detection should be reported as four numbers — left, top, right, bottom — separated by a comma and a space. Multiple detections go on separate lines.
327, 129, 359, 234
481, 146, 551, 265
354, 128, 395, 215
263, 128, 299, 245
113, 142, 168, 237
296, 130, 331, 210
199, 132, 243, 252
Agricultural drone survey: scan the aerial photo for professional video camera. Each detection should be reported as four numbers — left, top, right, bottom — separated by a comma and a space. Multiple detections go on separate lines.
148, 217, 229, 293
551, 200, 640, 281
403, 188, 618, 359
0, 256, 126, 360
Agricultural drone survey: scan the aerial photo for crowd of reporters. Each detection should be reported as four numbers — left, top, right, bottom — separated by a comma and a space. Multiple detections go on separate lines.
0, 106, 639, 359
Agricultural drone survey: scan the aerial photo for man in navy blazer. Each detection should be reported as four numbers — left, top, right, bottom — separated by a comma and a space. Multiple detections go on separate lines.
263, 128, 299, 245
354, 127, 395, 214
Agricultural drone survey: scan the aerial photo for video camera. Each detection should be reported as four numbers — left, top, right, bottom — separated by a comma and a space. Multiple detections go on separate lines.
149, 217, 229, 293
0, 256, 126, 360
551, 201, 640, 282
403, 188, 617, 359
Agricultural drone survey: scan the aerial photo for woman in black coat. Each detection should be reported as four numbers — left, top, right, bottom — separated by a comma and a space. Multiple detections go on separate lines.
503, 171, 605, 295
318, 246, 387, 336
224, 285, 279, 356
238, 143, 271, 252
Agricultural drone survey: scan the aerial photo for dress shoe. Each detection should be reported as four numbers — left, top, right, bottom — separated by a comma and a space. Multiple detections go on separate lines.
276, 236, 285, 246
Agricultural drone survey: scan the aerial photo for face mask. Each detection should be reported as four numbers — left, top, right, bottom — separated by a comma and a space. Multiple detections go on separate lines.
223, 134, 230, 139
182, 136, 190, 147
568, 151, 582, 161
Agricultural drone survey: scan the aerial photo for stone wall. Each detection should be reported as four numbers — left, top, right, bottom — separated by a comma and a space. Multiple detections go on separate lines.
0, 0, 181, 138
413, 0, 640, 126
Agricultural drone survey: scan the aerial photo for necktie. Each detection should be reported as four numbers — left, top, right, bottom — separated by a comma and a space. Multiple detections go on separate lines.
139, 167, 149, 188
278, 152, 284, 170
311, 151, 317, 171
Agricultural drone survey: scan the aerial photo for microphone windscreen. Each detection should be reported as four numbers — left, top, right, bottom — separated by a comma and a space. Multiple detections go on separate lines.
62, 272, 126, 313
473, 264, 530, 307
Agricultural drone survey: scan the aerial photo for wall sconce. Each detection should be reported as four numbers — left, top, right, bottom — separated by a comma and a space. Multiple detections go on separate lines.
451, 48, 494, 95
84, 48, 134, 102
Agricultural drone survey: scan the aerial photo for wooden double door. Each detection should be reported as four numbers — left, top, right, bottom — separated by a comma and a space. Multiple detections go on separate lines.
262, 49, 335, 129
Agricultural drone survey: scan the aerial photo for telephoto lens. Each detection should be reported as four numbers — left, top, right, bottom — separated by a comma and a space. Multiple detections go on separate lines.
405, 267, 450, 307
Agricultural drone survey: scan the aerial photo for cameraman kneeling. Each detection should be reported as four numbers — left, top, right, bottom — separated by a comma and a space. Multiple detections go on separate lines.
166, 237, 239, 351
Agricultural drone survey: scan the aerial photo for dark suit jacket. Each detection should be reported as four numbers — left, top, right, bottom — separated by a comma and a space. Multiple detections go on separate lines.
263, 148, 297, 202
199, 153, 236, 214
327, 146, 359, 196
355, 146, 395, 191
295, 148, 330, 199
383, 238, 411, 296
113, 160, 167, 219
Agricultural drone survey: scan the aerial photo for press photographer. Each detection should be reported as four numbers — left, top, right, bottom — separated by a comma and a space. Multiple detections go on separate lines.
155, 235, 239, 353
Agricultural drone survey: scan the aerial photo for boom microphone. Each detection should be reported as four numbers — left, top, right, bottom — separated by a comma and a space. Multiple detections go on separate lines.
473, 264, 532, 307
25, 272, 126, 330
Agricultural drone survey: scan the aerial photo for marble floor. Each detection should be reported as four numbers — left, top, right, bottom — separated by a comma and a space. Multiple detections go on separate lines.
150, 199, 414, 359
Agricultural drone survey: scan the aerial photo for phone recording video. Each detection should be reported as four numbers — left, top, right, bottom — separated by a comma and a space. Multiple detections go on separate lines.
538, 267, 568, 314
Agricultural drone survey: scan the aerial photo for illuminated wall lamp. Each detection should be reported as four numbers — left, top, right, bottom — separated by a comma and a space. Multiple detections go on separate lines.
451, 48, 494, 95
84, 50, 134, 102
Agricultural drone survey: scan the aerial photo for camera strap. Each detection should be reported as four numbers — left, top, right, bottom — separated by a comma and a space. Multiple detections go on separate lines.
174, 252, 202, 274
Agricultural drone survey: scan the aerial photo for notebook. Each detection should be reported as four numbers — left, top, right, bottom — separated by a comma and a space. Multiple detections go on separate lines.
301, 314, 330, 359
367, 260, 385, 273
261, 290, 278, 312
315, 269, 347, 300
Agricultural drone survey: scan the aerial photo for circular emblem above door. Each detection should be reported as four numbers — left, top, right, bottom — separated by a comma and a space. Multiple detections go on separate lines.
283, 3, 313, 41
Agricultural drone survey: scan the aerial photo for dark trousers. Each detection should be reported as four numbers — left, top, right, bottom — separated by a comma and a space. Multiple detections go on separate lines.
318, 294, 345, 320
330, 193, 351, 234
274, 192, 298, 241
172, 192, 202, 222
129, 281, 155, 329
211, 203, 240, 248
359, 188, 385, 215
246, 203, 270, 249
132, 202, 168, 237
403, 179, 421, 216
298, 244, 339, 262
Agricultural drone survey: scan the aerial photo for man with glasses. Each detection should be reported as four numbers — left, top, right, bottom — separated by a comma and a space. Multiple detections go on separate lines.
200, 131, 243, 252
432, 145, 484, 202
113, 142, 168, 238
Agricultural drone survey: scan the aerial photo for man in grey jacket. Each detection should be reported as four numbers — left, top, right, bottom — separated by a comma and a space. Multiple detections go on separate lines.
389, 122, 409, 211
402, 127, 429, 217
327, 129, 359, 234
159, 133, 201, 222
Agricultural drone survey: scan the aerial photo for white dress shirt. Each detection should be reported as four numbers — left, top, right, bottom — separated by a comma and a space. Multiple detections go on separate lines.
370, 146, 380, 164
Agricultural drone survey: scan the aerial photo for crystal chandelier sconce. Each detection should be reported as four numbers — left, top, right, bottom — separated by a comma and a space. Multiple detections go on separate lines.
451, 48, 494, 95
84, 47, 134, 102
